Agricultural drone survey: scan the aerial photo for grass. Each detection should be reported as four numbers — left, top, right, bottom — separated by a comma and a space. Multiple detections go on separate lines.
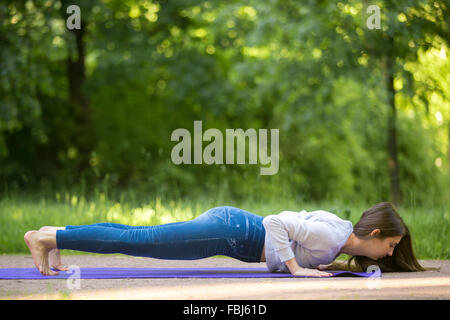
0, 189, 448, 259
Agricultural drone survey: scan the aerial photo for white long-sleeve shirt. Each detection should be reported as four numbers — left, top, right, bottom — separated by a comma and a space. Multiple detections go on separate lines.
262, 209, 353, 272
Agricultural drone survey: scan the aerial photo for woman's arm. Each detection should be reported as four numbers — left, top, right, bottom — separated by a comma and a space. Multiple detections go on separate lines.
263, 212, 336, 277
262, 213, 299, 263
263, 212, 336, 256
317, 260, 360, 272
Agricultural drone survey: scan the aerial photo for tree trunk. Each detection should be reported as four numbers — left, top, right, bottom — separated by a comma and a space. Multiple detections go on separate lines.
67, 26, 93, 171
385, 36, 402, 206
447, 119, 450, 174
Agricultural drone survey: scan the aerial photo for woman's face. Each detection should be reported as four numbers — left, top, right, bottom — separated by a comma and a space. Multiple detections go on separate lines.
365, 230, 403, 260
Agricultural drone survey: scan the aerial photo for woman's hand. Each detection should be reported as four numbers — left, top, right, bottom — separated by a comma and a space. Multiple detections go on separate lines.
292, 267, 333, 277
284, 258, 332, 277
317, 263, 333, 271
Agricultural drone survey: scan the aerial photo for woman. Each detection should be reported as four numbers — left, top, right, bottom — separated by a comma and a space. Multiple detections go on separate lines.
24, 202, 434, 276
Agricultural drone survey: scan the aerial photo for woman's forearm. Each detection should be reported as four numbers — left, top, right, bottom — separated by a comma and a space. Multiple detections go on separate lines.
284, 257, 302, 274
318, 260, 360, 272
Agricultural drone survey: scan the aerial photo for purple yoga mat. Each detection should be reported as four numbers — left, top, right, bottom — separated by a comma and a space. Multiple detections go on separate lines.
0, 267, 380, 279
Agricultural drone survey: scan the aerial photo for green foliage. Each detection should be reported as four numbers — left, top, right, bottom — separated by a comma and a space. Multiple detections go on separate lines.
0, 0, 449, 208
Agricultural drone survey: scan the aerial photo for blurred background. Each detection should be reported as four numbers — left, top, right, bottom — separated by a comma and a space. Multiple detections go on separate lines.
0, 0, 449, 255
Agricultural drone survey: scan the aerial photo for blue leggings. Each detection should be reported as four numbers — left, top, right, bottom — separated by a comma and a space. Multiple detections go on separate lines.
56, 206, 266, 263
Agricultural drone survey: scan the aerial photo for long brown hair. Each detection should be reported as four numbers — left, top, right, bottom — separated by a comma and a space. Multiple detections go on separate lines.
343, 202, 439, 272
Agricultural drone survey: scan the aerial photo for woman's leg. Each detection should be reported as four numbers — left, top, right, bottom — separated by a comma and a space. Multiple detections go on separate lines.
30, 222, 186, 274
64, 222, 139, 230
55, 215, 231, 259
56, 207, 265, 261
39, 226, 67, 271
25, 206, 265, 275
25, 224, 141, 275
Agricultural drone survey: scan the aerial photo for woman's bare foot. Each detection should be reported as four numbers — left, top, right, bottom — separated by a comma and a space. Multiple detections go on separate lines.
48, 249, 68, 271
39, 226, 68, 271
24, 230, 59, 276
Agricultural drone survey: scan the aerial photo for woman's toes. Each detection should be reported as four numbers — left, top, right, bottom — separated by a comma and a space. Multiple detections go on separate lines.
41, 267, 59, 276
49, 270, 59, 276
54, 264, 69, 271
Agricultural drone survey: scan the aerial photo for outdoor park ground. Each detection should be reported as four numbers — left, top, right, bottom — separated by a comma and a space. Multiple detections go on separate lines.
0, 255, 448, 300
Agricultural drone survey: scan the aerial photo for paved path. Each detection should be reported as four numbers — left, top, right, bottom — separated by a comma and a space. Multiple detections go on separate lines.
0, 255, 448, 299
